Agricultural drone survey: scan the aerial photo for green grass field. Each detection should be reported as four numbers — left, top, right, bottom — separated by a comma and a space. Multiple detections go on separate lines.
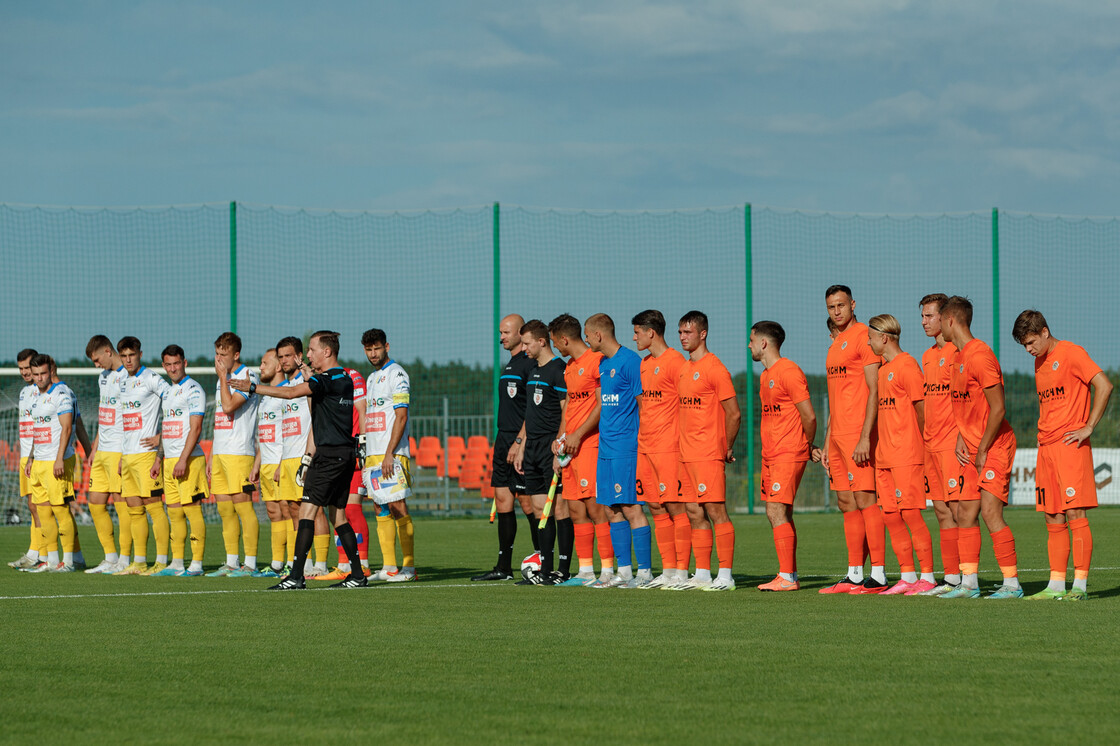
3, 508, 1119, 745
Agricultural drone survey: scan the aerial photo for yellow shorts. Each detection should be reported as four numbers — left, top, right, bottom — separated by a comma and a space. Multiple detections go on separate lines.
121, 452, 163, 499
163, 455, 210, 505
259, 462, 281, 501
19, 457, 30, 497
211, 453, 255, 496
279, 457, 303, 502
30, 457, 76, 506
89, 450, 123, 494
363, 454, 413, 505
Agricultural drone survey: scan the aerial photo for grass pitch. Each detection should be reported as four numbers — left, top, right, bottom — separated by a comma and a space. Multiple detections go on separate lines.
2, 508, 1119, 745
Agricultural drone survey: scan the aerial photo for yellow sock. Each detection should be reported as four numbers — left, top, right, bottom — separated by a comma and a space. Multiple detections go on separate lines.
271, 521, 287, 566
89, 502, 117, 555
167, 505, 187, 561
182, 503, 206, 563
146, 502, 170, 558
313, 533, 330, 565
36, 504, 59, 554
287, 520, 297, 564
377, 515, 397, 567
115, 501, 133, 558
28, 522, 37, 554
217, 500, 239, 556
129, 505, 149, 560
395, 515, 415, 568
51, 505, 76, 553
36, 517, 49, 558
233, 501, 259, 561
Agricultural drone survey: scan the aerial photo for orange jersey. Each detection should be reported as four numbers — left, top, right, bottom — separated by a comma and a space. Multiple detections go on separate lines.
1034, 340, 1103, 445
875, 352, 924, 467
639, 348, 686, 454
759, 357, 811, 463
564, 349, 602, 448
825, 322, 880, 436
921, 341, 958, 452
678, 353, 736, 462
950, 338, 1014, 452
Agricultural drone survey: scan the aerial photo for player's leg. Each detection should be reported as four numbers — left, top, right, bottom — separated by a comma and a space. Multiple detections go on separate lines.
828, 433, 868, 590
551, 496, 573, 582
473, 483, 518, 581
941, 474, 983, 598
671, 462, 713, 589
517, 494, 539, 552
876, 468, 914, 594
639, 453, 674, 586
926, 449, 961, 590
208, 455, 242, 576
85, 450, 119, 572
180, 479, 208, 577
159, 459, 187, 576
701, 498, 735, 591
325, 477, 366, 588
385, 498, 416, 581
976, 440, 1020, 598
230, 490, 258, 574
758, 460, 802, 591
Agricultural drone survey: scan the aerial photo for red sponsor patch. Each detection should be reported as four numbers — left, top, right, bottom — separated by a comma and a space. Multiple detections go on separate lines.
20, 421, 33, 439
33, 427, 51, 445
163, 421, 184, 439
282, 418, 301, 437
98, 407, 116, 426
366, 412, 386, 433
259, 424, 276, 443
214, 412, 232, 430
123, 412, 142, 431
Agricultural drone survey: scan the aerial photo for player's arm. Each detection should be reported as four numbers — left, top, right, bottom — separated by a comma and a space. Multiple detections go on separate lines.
218, 376, 253, 414
54, 412, 73, 477
74, 414, 93, 458
553, 397, 568, 472
89, 430, 100, 460
795, 399, 817, 449
854, 363, 880, 464
173, 413, 204, 479
250, 446, 261, 484
564, 388, 600, 455
1063, 371, 1114, 446
381, 406, 409, 479
229, 377, 310, 400
812, 410, 830, 464
975, 383, 1007, 470
913, 399, 925, 436
721, 395, 741, 463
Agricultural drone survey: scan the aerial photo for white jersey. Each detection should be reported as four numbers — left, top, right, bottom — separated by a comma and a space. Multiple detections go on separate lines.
280, 371, 311, 459
257, 388, 285, 465
95, 366, 128, 453
213, 364, 260, 457
161, 376, 206, 460
18, 383, 38, 459
29, 383, 77, 461
120, 367, 170, 455
364, 360, 411, 458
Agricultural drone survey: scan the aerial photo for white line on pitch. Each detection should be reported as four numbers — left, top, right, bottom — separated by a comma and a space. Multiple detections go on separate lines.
0, 584, 506, 601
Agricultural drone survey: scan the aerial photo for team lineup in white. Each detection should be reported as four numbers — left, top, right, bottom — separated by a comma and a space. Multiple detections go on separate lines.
9, 288, 1113, 598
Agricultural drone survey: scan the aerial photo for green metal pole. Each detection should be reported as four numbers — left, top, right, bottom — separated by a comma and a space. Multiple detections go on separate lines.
745, 203, 755, 515
991, 207, 999, 359
492, 202, 501, 432
229, 201, 238, 333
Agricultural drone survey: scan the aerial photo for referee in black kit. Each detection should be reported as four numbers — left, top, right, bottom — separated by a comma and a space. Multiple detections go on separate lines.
230, 330, 366, 590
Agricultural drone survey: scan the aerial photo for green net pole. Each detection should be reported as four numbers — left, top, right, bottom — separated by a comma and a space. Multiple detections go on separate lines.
229, 201, 238, 333
492, 202, 501, 431
991, 207, 999, 359
745, 203, 755, 515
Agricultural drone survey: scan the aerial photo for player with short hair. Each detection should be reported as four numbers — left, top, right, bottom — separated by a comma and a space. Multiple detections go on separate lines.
249, 348, 288, 578
939, 296, 1021, 599
672, 310, 741, 591
512, 320, 568, 585
233, 331, 366, 590
9, 348, 47, 570
269, 336, 313, 577
749, 321, 816, 592
549, 313, 614, 586
916, 294, 964, 595
206, 332, 261, 577
815, 285, 887, 594
151, 345, 209, 576
360, 328, 416, 582
632, 309, 691, 589
1013, 310, 1113, 601
472, 314, 540, 581
867, 314, 937, 595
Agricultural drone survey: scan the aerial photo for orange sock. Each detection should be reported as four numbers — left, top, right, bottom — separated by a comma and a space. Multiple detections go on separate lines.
692, 528, 713, 572
713, 522, 735, 570
1069, 517, 1092, 581
773, 522, 796, 574
842, 510, 865, 567
573, 522, 595, 568
939, 527, 960, 575
1046, 522, 1070, 581
594, 522, 615, 567
672, 513, 692, 571
990, 526, 1018, 579
902, 509, 934, 574
860, 505, 886, 566
958, 526, 982, 575
882, 510, 914, 572
652, 514, 676, 571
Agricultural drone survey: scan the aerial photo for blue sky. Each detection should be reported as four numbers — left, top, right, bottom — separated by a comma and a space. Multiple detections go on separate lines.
4, 1, 1120, 214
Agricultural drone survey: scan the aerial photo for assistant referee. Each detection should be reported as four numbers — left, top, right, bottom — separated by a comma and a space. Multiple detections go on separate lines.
230, 330, 366, 590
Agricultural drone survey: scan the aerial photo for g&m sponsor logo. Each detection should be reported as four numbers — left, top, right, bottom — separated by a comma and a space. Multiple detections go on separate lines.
645, 390, 664, 401
762, 404, 782, 414
923, 383, 949, 395
878, 396, 896, 407
569, 391, 594, 401
827, 366, 847, 376
680, 396, 703, 407
950, 390, 971, 401
602, 393, 620, 404
1038, 386, 1066, 403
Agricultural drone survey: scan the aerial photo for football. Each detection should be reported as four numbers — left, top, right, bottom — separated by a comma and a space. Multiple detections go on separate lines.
520, 551, 542, 580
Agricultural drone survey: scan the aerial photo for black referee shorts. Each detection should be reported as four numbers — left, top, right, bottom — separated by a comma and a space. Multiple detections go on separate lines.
490, 431, 527, 494
522, 435, 560, 496
302, 446, 357, 510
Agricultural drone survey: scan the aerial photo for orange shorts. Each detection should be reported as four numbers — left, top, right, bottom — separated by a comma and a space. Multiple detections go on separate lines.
875, 464, 925, 512
1035, 440, 1098, 514
761, 460, 807, 505
924, 448, 963, 502
828, 431, 876, 492
680, 460, 725, 504
960, 433, 1016, 503
637, 452, 690, 503
562, 445, 597, 501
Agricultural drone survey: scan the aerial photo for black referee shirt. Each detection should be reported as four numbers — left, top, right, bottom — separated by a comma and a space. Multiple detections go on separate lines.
524, 357, 566, 438
307, 367, 355, 448
497, 351, 536, 434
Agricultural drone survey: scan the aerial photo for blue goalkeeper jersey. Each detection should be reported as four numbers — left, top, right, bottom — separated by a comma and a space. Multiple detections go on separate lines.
598, 345, 642, 459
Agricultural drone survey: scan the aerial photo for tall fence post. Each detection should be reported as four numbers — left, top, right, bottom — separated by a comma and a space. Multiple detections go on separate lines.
229, 201, 238, 334
991, 207, 1000, 359
442, 396, 450, 514
744, 203, 755, 515
492, 202, 501, 432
